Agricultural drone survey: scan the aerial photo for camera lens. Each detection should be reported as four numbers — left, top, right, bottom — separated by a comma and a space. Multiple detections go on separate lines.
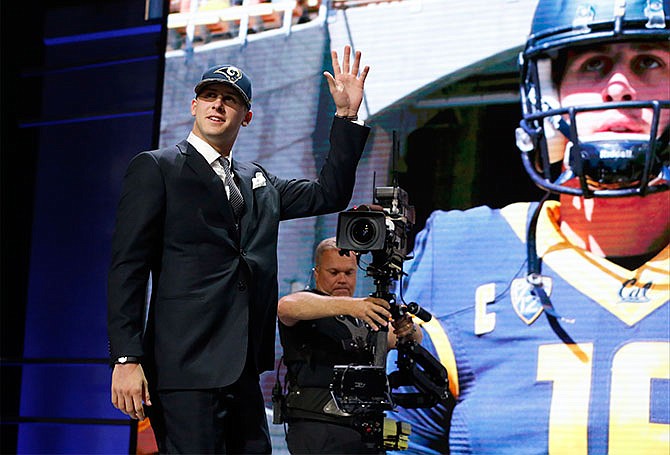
350, 218, 376, 246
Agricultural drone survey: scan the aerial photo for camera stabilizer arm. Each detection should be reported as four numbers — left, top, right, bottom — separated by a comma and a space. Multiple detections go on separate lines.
331, 181, 451, 451
367, 265, 450, 409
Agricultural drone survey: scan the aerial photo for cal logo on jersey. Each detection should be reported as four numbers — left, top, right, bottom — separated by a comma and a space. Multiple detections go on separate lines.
511, 276, 553, 324
618, 278, 652, 303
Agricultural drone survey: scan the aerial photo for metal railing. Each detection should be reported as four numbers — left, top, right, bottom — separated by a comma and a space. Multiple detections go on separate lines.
166, 0, 326, 50
165, 0, 409, 50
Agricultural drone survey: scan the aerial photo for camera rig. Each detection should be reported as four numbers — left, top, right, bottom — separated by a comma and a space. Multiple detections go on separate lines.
333, 183, 450, 450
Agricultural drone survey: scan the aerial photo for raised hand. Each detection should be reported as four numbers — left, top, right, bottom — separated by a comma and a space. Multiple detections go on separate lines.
323, 45, 370, 118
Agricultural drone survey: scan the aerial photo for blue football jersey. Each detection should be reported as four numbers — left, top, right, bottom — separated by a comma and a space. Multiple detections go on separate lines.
388, 202, 669, 455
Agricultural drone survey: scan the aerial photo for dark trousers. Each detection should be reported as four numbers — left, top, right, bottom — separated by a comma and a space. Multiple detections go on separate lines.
148, 363, 271, 454
286, 419, 385, 454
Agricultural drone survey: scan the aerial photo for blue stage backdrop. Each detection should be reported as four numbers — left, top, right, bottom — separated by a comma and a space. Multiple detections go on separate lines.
10, 1, 167, 453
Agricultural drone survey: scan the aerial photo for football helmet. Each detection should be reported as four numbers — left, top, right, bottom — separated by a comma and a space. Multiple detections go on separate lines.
516, 0, 670, 197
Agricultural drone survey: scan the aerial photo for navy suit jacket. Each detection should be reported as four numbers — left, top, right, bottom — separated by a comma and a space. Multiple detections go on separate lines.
107, 117, 369, 390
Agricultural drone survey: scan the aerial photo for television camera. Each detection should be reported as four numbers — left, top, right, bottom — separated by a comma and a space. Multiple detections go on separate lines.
332, 183, 450, 451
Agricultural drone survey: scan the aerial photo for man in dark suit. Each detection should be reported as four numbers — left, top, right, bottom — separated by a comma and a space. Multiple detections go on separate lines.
107, 45, 370, 453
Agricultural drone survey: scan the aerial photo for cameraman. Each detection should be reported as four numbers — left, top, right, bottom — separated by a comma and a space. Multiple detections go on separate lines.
277, 237, 421, 454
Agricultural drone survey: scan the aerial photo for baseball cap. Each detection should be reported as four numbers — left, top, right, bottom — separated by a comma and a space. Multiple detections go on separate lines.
194, 64, 252, 108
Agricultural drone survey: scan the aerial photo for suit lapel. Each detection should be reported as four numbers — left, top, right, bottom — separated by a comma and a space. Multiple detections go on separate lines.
179, 141, 238, 228
233, 160, 254, 238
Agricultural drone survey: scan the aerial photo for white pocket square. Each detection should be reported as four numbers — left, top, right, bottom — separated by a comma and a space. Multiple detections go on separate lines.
252, 172, 267, 189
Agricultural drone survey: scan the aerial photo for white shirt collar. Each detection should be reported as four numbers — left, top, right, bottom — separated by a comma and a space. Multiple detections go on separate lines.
187, 132, 233, 166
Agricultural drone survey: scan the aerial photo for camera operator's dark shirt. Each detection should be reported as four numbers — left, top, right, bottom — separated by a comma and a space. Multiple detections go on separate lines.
279, 289, 374, 389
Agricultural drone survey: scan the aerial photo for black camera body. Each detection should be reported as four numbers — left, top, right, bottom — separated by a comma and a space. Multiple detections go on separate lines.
336, 186, 415, 280
336, 210, 387, 252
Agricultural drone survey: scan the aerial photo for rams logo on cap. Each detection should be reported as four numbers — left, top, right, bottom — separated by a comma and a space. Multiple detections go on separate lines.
214, 66, 242, 83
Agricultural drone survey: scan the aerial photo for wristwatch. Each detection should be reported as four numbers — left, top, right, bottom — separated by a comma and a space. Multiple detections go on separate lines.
115, 356, 140, 365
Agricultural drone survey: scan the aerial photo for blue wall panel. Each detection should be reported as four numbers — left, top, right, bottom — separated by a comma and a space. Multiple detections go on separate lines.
18, 424, 131, 454
22, 115, 155, 360
19, 364, 116, 419
7, 1, 167, 453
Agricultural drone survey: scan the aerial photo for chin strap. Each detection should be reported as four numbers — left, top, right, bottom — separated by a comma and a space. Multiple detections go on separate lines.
526, 194, 574, 323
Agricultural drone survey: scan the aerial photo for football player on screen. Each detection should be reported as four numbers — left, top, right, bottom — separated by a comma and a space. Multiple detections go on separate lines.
389, 0, 669, 453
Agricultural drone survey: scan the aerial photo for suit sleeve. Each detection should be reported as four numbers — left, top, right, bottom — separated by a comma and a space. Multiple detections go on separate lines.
107, 152, 165, 362
274, 116, 370, 220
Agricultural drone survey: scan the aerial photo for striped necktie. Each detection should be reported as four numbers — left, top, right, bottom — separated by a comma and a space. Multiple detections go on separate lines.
219, 157, 245, 219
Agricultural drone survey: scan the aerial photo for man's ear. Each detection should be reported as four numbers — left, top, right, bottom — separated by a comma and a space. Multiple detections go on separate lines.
242, 110, 253, 127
